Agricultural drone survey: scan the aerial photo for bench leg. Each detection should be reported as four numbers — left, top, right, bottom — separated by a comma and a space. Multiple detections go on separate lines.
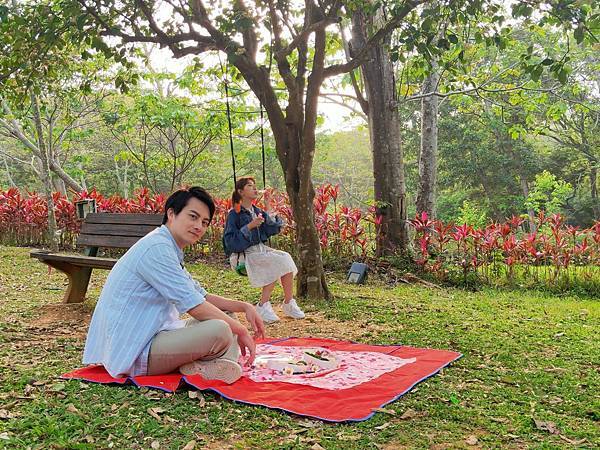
43, 261, 93, 304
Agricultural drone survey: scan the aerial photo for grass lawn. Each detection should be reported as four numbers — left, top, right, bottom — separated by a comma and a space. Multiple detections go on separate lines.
0, 245, 598, 449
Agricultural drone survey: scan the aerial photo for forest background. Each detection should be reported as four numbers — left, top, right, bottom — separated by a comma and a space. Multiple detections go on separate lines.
1, 0, 598, 296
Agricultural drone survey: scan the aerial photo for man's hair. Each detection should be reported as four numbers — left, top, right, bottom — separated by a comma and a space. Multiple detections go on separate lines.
162, 186, 216, 225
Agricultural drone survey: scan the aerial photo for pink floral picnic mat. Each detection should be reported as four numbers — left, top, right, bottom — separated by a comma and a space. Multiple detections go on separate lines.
62, 337, 462, 422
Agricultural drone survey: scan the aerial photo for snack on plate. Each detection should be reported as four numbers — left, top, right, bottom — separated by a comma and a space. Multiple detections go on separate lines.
253, 348, 339, 375
302, 348, 338, 371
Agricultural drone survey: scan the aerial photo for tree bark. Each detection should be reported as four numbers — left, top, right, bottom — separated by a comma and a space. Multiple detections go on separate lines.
416, 62, 440, 218
591, 165, 599, 220
351, 9, 408, 255
31, 93, 58, 251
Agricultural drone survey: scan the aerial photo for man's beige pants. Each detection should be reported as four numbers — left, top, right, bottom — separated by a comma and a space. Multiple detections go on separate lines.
147, 318, 240, 376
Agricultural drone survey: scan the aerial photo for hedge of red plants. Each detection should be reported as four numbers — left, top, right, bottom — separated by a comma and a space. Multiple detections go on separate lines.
409, 211, 600, 290
0, 185, 374, 261
1, 187, 598, 291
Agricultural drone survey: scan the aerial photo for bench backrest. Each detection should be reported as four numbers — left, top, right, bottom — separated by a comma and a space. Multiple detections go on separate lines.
77, 213, 163, 249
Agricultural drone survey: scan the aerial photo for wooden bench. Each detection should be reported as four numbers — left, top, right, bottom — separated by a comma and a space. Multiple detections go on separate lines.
31, 213, 163, 303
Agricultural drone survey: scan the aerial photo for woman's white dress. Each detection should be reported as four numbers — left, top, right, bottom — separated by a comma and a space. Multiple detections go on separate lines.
229, 209, 297, 287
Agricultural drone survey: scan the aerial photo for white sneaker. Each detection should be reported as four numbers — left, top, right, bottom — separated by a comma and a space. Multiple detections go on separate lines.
179, 358, 242, 384
282, 298, 305, 319
256, 301, 280, 323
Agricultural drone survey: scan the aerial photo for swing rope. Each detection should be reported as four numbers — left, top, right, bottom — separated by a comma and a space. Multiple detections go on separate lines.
223, 75, 268, 189
224, 78, 237, 186
260, 104, 266, 189
221, 46, 272, 191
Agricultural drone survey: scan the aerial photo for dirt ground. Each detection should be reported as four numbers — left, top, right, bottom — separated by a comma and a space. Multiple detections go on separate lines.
29, 301, 381, 344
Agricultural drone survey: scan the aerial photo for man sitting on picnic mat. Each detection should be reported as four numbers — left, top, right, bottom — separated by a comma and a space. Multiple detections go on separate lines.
83, 186, 265, 384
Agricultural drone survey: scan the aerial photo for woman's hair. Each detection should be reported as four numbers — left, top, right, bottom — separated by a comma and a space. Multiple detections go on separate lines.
231, 176, 256, 205
162, 186, 215, 224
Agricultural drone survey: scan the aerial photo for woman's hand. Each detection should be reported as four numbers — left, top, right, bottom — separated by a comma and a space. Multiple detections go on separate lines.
248, 215, 265, 229
262, 190, 272, 212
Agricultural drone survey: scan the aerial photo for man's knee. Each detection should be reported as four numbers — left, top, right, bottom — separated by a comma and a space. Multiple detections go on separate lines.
205, 319, 234, 347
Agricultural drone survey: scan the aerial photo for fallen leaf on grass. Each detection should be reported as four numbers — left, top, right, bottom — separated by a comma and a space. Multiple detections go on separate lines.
0, 432, 10, 440
336, 432, 360, 441
66, 404, 83, 415
23, 385, 35, 396
400, 409, 428, 420
372, 407, 396, 415
297, 420, 320, 428
490, 417, 508, 423
553, 332, 564, 338
147, 407, 166, 421
544, 366, 567, 373
188, 391, 206, 407
465, 435, 478, 446
374, 422, 391, 430
0, 410, 15, 420
150, 440, 160, 449
559, 435, 586, 445
311, 444, 325, 450
182, 440, 196, 450
533, 419, 559, 434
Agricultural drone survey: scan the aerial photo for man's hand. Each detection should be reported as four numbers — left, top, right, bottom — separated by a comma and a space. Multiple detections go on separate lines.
235, 327, 257, 366
244, 304, 266, 339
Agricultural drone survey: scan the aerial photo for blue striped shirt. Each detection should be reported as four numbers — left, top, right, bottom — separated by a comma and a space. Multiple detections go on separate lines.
83, 225, 206, 377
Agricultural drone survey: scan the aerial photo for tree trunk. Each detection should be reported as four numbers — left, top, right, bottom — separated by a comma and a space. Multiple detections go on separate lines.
519, 176, 537, 232
288, 177, 330, 298
591, 165, 599, 220
2, 154, 16, 187
231, 43, 331, 300
31, 93, 58, 251
351, 10, 408, 255
416, 63, 440, 218
48, 157, 83, 193
53, 177, 67, 195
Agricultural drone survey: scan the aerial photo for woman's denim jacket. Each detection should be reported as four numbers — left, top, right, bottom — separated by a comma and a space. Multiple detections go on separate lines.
222, 205, 283, 256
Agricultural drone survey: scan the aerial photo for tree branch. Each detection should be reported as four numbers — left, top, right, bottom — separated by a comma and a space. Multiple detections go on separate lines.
323, 0, 424, 78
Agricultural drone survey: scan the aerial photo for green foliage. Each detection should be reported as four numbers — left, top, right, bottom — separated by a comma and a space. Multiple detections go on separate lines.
456, 200, 488, 228
525, 170, 574, 215
313, 129, 373, 207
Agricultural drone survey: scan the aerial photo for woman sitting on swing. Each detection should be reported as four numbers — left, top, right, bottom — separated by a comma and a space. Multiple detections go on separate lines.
223, 176, 305, 323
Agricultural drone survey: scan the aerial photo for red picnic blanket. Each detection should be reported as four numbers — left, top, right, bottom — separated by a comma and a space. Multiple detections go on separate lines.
62, 337, 461, 422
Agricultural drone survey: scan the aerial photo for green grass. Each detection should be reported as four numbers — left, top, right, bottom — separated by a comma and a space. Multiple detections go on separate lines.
0, 245, 598, 449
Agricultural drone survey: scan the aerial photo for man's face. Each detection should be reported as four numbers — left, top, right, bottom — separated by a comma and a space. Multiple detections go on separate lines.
166, 197, 211, 248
